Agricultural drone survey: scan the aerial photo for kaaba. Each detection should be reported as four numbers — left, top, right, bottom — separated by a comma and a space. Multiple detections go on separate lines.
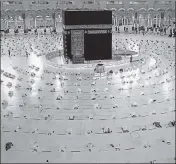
62, 10, 112, 63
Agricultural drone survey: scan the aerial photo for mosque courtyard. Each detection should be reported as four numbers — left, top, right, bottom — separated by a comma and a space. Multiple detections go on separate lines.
1, 32, 175, 163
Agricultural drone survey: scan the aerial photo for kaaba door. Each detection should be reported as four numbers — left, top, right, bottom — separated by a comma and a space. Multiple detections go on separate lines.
71, 30, 84, 56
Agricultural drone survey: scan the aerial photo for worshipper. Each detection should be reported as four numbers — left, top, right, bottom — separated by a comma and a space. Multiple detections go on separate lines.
126, 27, 128, 32
150, 160, 156, 164
130, 55, 132, 62
1, 23, 175, 163
26, 51, 28, 58
5, 142, 13, 151
143, 142, 151, 148
132, 26, 134, 31
119, 68, 123, 72
14, 125, 21, 132
69, 115, 75, 120
7, 82, 12, 88
164, 27, 166, 35
121, 126, 129, 133
8, 91, 14, 98
109, 70, 113, 74
153, 122, 162, 128
2, 100, 8, 109
174, 31, 176, 37
168, 121, 175, 127
35, 29, 37, 35
141, 126, 147, 131
8, 49, 11, 58
102, 127, 112, 134
169, 32, 172, 37
56, 95, 62, 100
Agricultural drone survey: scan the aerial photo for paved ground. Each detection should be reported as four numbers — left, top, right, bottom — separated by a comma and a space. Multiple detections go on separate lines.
1, 33, 175, 163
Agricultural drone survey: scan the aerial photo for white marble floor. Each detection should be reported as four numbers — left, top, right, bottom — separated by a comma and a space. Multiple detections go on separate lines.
1, 33, 175, 163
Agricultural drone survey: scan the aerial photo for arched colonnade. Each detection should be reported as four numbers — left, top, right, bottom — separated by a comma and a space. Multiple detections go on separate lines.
1, 8, 175, 30
112, 7, 175, 28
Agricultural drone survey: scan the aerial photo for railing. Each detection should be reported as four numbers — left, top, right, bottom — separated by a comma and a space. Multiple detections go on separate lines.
56, 4, 76, 9
45, 49, 132, 69
82, 4, 100, 10
46, 59, 64, 68
2, 4, 23, 11
30, 4, 52, 10
46, 51, 62, 60
154, 4, 172, 10
129, 4, 148, 10
46, 58, 130, 69
106, 4, 124, 10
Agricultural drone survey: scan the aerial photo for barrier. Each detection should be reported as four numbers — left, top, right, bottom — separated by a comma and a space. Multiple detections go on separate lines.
45, 51, 63, 60
45, 49, 145, 69
72, 56, 85, 64
45, 51, 132, 69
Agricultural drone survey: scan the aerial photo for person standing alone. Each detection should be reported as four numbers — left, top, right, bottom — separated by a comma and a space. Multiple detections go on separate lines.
26, 51, 28, 58
8, 49, 11, 58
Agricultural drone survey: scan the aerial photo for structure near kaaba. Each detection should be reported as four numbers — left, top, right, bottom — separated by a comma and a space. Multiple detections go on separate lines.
62, 10, 112, 63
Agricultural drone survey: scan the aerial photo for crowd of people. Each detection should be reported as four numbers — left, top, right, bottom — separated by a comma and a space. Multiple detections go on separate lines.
1, 34, 62, 58
114, 25, 176, 37
1, 30, 175, 163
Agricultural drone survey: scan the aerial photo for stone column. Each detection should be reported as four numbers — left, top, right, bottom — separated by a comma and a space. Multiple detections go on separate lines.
164, 17, 166, 26
34, 17, 37, 28
22, 12, 27, 31
160, 12, 164, 27
127, 18, 128, 25
151, 18, 153, 27
52, 12, 56, 30
135, 12, 138, 28
26, 16, 31, 29
6, 19, 8, 29
168, 17, 171, 25
44, 17, 46, 29
58, 14, 61, 22
132, 17, 134, 27
15, 17, 18, 29
1, 18, 3, 30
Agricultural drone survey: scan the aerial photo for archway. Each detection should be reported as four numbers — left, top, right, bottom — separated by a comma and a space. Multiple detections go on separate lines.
138, 8, 147, 27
